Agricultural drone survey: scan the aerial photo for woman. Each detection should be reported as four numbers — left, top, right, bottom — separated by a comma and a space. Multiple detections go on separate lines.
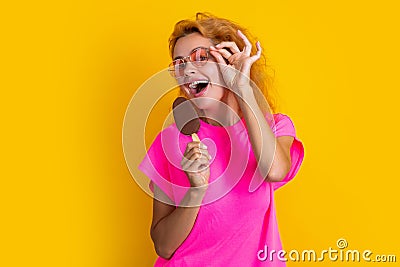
139, 13, 304, 266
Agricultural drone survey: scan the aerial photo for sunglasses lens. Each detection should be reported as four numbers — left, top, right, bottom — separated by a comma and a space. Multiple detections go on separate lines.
169, 59, 185, 77
191, 48, 208, 66
168, 48, 209, 77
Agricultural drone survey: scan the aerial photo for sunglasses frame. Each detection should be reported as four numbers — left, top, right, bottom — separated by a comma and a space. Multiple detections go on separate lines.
168, 47, 210, 77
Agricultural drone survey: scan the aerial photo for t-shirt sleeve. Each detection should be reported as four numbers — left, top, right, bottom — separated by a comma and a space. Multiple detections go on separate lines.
138, 132, 174, 202
271, 113, 305, 190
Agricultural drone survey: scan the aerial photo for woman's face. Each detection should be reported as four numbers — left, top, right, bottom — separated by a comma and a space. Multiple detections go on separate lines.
172, 33, 227, 110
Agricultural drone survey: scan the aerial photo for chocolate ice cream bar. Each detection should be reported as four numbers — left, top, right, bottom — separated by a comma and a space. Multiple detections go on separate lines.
172, 97, 200, 142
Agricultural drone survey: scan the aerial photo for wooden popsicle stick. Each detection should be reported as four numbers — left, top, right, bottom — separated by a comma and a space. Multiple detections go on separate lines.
191, 133, 200, 142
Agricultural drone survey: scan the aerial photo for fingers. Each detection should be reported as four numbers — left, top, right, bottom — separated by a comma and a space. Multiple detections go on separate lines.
210, 31, 260, 67
210, 42, 240, 65
181, 155, 210, 173
251, 41, 262, 61
184, 156, 210, 172
181, 141, 212, 172
237, 29, 252, 57
184, 141, 207, 154
182, 145, 211, 163
214, 48, 232, 60
210, 41, 240, 60
209, 49, 229, 66
241, 41, 262, 75
215, 41, 241, 53
183, 147, 211, 161
208, 30, 262, 90
211, 48, 241, 67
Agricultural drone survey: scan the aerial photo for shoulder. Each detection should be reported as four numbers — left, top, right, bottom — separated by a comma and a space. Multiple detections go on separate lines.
271, 113, 297, 138
273, 113, 293, 123
271, 113, 305, 190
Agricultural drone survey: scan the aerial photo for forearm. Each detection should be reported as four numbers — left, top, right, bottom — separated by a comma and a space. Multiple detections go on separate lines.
151, 188, 206, 259
237, 87, 289, 181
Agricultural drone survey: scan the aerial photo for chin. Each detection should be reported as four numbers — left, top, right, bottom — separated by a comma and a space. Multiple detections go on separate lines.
190, 96, 223, 111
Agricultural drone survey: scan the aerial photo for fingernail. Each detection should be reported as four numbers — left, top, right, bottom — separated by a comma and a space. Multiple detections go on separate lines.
210, 45, 216, 50
215, 44, 220, 47
201, 143, 207, 149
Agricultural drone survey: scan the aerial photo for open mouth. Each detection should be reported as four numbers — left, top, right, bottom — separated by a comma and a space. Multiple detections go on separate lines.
185, 80, 210, 97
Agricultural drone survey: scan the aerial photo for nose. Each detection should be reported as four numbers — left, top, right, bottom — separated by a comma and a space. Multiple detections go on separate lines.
183, 61, 198, 76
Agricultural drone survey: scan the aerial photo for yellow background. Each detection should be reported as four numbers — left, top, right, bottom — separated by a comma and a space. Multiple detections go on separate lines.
1, 0, 399, 266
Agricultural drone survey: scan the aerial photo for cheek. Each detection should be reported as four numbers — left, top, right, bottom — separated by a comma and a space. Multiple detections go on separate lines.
205, 62, 221, 76
209, 66, 226, 87
209, 85, 225, 99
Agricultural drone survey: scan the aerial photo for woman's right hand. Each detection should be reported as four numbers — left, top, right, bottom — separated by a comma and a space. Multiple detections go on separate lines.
180, 141, 211, 188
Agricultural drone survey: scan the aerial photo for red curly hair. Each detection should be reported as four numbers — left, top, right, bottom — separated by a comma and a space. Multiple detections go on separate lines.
169, 12, 276, 113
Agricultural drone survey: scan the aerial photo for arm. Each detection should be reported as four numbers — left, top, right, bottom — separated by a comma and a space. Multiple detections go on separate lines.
210, 31, 293, 182
238, 89, 293, 181
150, 184, 206, 259
150, 141, 211, 259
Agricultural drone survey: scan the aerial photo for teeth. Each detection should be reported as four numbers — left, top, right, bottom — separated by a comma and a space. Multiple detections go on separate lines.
188, 83, 197, 89
188, 80, 208, 89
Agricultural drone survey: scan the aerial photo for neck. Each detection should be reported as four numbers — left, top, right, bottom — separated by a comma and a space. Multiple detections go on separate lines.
200, 91, 241, 126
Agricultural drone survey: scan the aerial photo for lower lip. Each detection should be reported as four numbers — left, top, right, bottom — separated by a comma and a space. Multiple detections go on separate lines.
193, 83, 209, 97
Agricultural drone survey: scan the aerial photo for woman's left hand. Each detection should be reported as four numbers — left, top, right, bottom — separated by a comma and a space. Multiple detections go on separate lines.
209, 30, 261, 96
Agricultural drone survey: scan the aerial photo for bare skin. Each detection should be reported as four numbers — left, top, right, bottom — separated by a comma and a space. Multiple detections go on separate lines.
150, 141, 211, 259
209, 30, 292, 181
150, 31, 293, 259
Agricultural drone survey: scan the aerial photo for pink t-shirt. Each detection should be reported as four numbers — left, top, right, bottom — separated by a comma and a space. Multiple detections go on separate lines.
139, 113, 304, 266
